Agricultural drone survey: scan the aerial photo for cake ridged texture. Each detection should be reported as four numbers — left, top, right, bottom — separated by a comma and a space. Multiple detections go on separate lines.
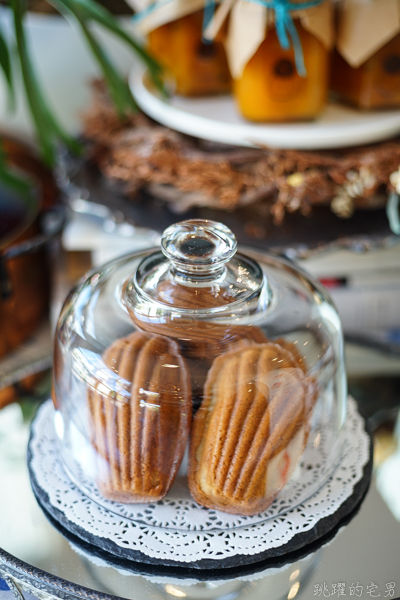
132, 310, 270, 398
178, 324, 270, 401
88, 331, 192, 502
188, 341, 317, 516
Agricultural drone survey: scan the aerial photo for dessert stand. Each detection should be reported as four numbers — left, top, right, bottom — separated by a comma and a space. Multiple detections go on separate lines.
0, 195, 392, 600
22, 204, 372, 595
25, 208, 373, 584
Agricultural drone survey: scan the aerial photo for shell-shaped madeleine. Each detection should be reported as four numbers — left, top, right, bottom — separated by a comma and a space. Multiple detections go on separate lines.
188, 341, 317, 516
88, 331, 191, 503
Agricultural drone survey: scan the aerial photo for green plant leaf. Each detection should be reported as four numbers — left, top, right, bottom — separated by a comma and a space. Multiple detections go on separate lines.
12, 0, 60, 163
0, 24, 15, 109
79, 25, 137, 116
51, 0, 167, 97
57, 5, 137, 117
0, 140, 33, 196
7, 0, 167, 165
11, 0, 81, 165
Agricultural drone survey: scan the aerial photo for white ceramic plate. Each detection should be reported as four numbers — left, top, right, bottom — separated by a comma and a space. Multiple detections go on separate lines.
129, 67, 400, 150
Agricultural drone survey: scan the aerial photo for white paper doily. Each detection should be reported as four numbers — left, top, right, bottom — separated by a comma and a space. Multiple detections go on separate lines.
29, 397, 370, 566
32, 395, 344, 532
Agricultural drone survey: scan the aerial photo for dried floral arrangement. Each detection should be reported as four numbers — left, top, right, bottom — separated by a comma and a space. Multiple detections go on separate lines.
83, 82, 400, 224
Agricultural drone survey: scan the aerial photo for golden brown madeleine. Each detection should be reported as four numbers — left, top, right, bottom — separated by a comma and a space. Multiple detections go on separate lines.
88, 331, 192, 503
188, 342, 317, 516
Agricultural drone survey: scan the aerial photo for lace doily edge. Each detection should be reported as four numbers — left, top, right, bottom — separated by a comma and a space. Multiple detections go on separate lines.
27, 402, 373, 571
29, 442, 372, 571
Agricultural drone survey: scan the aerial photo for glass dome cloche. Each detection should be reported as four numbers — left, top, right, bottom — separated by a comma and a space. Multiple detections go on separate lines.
52, 219, 347, 523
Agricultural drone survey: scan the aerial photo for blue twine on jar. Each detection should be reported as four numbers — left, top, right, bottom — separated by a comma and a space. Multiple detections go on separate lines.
202, 0, 216, 39
203, 0, 325, 76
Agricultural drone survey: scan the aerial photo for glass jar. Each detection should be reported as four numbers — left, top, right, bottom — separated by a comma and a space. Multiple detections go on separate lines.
234, 20, 329, 122
53, 219, 346, 520
147, 10, 232, 96
331, 33, 400, 109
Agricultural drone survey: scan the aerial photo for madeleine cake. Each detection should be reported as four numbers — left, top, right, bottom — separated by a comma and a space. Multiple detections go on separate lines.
88, 331, 191, 502
188, 341, 317, 515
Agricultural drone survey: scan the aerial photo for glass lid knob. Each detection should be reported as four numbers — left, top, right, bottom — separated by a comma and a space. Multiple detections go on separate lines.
123, 218, 266, 317
161, 220, 237, 278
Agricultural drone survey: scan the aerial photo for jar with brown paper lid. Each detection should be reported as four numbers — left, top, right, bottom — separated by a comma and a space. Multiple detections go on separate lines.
225, 0, 333, 122
331, 0, 400, 109
128, 0, 232, 97
53, 219, 347, 521
147, 9, 232, 96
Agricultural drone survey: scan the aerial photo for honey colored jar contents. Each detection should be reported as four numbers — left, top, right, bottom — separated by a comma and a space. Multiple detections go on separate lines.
147, 10, 231, 96
234, 21, 329, 122
331, 33, 400, 109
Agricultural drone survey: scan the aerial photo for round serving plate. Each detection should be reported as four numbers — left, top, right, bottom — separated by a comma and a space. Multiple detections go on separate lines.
129, 67, 400, 150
